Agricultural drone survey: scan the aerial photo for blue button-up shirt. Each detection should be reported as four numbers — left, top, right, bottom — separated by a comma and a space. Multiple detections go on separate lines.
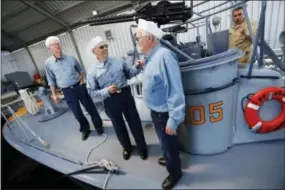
86, 57, 142, 102
45, 55, 84, 88
143, 44, 185, 130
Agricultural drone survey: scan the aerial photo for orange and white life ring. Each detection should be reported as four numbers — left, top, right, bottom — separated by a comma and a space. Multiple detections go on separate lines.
244, 87, 285, 134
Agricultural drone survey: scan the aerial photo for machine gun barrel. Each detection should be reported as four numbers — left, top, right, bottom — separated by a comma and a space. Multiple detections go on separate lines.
88, 14, 137, 26
84, 0, 193, 27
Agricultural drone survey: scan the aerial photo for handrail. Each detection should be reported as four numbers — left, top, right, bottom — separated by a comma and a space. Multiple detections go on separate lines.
192, 11, 212, 35
247, 0, 267, 77
193, 0, 210, 8
1, 93, 37, 108
259, 0, 267, 67
129, 24, 140, 66
1, 111, 30, 140
162, 0, 248, 31
2, 109, 83, 165
242, 2, 260, 61
160, 39, 195, 61
198, 1, 230, 14
2, 104, 83, 166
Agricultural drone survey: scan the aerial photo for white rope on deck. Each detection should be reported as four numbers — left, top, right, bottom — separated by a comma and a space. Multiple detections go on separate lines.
104, 171, 112, 190
85, 133, 108, 165
84, 133, 120, 190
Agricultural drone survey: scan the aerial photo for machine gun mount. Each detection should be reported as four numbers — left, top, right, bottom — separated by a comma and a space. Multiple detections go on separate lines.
87, 0, 193, 27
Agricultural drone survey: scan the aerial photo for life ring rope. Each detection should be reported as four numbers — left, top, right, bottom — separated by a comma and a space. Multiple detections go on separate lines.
241, 93, 255, 113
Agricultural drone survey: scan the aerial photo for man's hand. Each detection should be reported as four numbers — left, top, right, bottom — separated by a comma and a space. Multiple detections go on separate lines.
135, 60, 145, 68
165, 126, 177, 136
108, 84, 118, 94
52, 95, 60, 104
79, 72, 85, 85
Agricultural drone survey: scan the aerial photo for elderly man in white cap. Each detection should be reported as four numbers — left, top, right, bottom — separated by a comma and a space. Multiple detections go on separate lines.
86, 36, 148, 160
44, 36, 103, 141
136, 19, 185, 189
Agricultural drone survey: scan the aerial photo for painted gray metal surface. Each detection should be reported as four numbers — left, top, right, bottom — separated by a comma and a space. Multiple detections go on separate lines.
180, 48, 242, 72
2, 47, 285, 189
179, 48, 240, 155
233, 67, 285, 144
206, 29, 229, 55
277, 30, 285, 71
182, 84, 238, 155
2, 110, 284, 189
2, 63, 285, 188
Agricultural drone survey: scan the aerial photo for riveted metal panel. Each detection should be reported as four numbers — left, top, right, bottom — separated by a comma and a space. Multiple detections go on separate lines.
1, 1, 26, 18
2, 8, 46, 33
17, 20, 64, 42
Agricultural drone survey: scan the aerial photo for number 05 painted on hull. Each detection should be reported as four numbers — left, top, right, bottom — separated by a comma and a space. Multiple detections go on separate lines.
186, 101, 224, 125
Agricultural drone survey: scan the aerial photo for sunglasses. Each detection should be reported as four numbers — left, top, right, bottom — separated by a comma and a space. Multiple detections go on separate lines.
99, 44, 108, 49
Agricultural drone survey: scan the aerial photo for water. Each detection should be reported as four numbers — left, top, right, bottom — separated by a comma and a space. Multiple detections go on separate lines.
1, 117, 99, 189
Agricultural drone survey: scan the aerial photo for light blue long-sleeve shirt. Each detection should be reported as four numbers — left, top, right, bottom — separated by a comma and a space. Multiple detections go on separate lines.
143, 44, 186, 131
45, 55, 85, 88
86, 57, 142, 102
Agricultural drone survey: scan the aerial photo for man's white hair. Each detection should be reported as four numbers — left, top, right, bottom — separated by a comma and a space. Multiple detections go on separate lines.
45, 36, 60, 48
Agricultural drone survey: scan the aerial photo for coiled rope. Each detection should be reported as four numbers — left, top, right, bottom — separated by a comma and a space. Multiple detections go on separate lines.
85, 133, 118, 190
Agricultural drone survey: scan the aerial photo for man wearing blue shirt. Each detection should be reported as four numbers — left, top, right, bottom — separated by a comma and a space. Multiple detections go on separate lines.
136, 19, 186, 189
86, 36, 148, 160
44, 36, 103, 141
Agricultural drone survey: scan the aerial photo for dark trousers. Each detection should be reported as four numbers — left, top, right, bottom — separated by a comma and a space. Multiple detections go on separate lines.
62, 83, 102, 133
103, 86, 147, 152
151, 110, 182, 178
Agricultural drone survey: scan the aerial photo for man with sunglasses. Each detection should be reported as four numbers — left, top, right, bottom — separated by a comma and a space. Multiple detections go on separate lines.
86, 36, 148, 161
229, 6, 257, 64
44, 36, 103, 141
135, 19, 185, 189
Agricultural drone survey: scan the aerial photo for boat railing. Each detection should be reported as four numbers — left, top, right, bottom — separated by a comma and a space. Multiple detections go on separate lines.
83, 0, 282, 76
1, 93, 50, 147
158, 0, 282, 76
1, 94, 85, 166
